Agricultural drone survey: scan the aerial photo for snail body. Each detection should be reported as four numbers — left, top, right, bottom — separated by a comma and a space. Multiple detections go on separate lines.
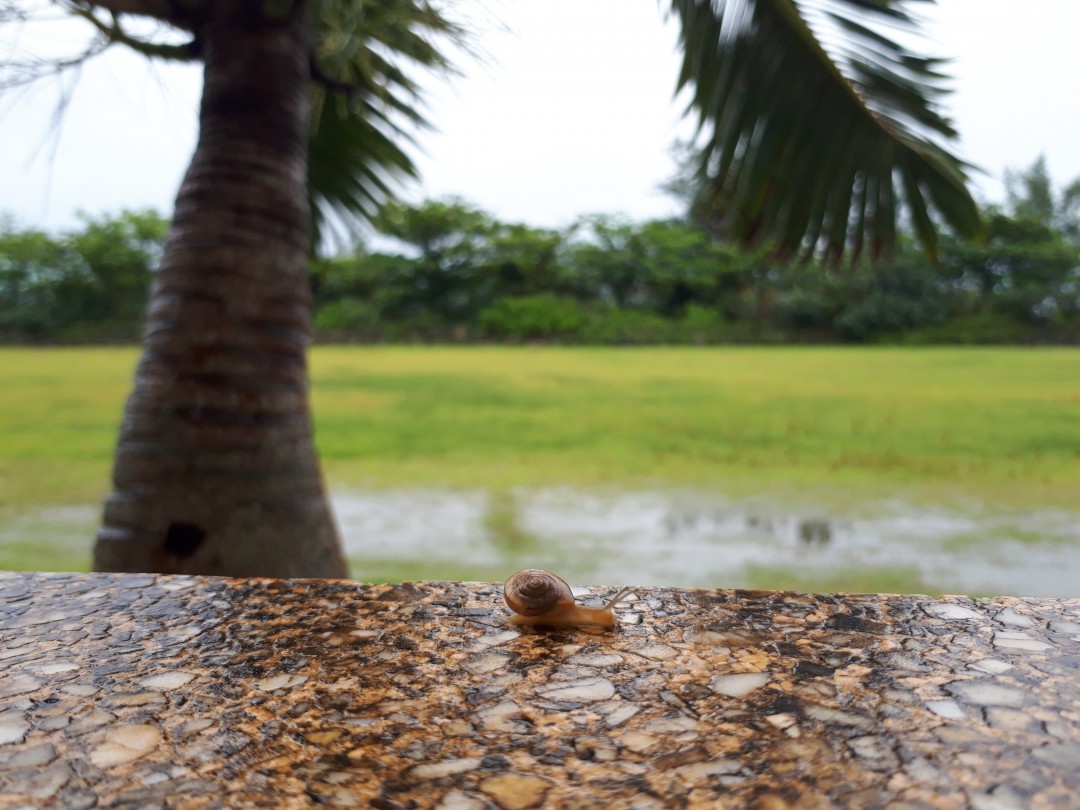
502, 569, 630, 629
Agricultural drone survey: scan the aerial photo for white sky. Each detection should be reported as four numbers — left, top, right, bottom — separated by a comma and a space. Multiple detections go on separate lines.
1, 0, 1078, 234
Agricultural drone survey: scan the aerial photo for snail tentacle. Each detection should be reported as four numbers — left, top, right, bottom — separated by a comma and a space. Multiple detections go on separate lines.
603, 587, 632, 609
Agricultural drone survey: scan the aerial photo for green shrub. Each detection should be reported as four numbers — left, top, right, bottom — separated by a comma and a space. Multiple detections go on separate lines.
682, 303, 724, 328
897, 314, 1030, 345
680, 304, 727, 343
53, 319, 143, 344
314, 297, 381, 333
836, 292, 945, 341
478, 295, 585, 340
771, 288, 838, 330
381, 314, 470, 343
576, 307, 675, 344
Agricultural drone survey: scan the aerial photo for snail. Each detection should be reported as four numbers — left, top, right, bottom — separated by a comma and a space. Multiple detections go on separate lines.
502, 569, 631, 629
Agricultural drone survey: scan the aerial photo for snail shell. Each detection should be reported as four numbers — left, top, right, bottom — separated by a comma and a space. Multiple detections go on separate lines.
503, 569, 573, 617
502, 569, 630, 629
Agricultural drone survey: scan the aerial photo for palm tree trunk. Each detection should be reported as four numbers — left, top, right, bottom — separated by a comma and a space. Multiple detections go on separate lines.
94, 2, 348, 578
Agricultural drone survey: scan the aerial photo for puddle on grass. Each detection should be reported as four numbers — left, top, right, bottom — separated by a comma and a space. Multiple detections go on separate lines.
3, 491, 1077, 597
336, 489, 1080, 597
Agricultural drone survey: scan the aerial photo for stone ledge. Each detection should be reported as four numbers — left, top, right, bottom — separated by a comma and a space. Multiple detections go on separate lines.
1, 572, 1078, 809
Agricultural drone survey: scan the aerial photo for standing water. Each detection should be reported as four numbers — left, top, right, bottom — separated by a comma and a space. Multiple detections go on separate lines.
335, 488, 1080, 597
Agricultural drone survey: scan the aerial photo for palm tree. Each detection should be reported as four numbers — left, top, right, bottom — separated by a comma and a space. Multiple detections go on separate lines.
11, 0, 460, 577
6, 0, 977, 577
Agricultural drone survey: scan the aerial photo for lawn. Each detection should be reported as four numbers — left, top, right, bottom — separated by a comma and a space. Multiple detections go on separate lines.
2, 345, 1078, 507
312, 346, 1080, 508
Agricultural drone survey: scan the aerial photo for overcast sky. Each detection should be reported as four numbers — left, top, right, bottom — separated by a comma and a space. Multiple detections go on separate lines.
2, 0, 1078, 234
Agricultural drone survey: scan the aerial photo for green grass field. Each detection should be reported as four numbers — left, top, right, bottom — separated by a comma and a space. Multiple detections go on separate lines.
2, 346, 1078, 581
2, 345, 1078, 506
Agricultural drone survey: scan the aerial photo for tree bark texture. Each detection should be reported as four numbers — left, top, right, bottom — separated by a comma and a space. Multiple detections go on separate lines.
95, 2, 348, 578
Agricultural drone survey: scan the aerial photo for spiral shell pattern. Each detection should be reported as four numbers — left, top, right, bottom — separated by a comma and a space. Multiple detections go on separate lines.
503, 569, 573, 616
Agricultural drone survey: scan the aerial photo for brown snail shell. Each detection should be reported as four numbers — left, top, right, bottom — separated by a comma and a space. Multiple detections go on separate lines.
502, 569, 631, 629
503, 569, 573, 617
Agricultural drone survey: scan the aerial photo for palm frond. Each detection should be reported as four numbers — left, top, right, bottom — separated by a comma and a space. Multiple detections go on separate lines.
667, 0, 981, 261
307, 0, 465, 250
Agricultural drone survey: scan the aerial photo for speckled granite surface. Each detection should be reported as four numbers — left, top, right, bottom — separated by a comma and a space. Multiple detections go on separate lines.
1, 572, 1078, 809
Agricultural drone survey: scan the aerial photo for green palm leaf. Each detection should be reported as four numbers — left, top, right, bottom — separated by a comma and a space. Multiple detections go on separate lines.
307, 0, 464, 249
668, 0, 981, 261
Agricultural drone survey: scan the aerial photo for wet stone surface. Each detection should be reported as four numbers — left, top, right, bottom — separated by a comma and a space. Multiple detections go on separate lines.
0, 573, 1078, 809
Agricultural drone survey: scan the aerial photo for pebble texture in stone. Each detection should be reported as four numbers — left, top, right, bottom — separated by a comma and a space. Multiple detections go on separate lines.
1, 572, 1078, 808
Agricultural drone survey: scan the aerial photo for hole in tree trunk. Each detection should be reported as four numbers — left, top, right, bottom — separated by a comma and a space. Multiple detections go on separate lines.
164, 522, 207, 558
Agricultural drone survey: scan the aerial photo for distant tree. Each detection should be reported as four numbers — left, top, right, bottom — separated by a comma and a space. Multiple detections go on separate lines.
374, 198, 496, 322
561, 217, 652, 309
60, 210, 167, 335
377, 198, 492, 261
835, 254, 950, 340
311, 200, 570, 338
940, 211, 1079, 323
368, 199, 574, 325
633, 219, 751, 316
487, 224, 565, 300
561, 216, 750, 315
1004, 155, 1080, 243
0, 210, 166, 340
0, 218, 84, 338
